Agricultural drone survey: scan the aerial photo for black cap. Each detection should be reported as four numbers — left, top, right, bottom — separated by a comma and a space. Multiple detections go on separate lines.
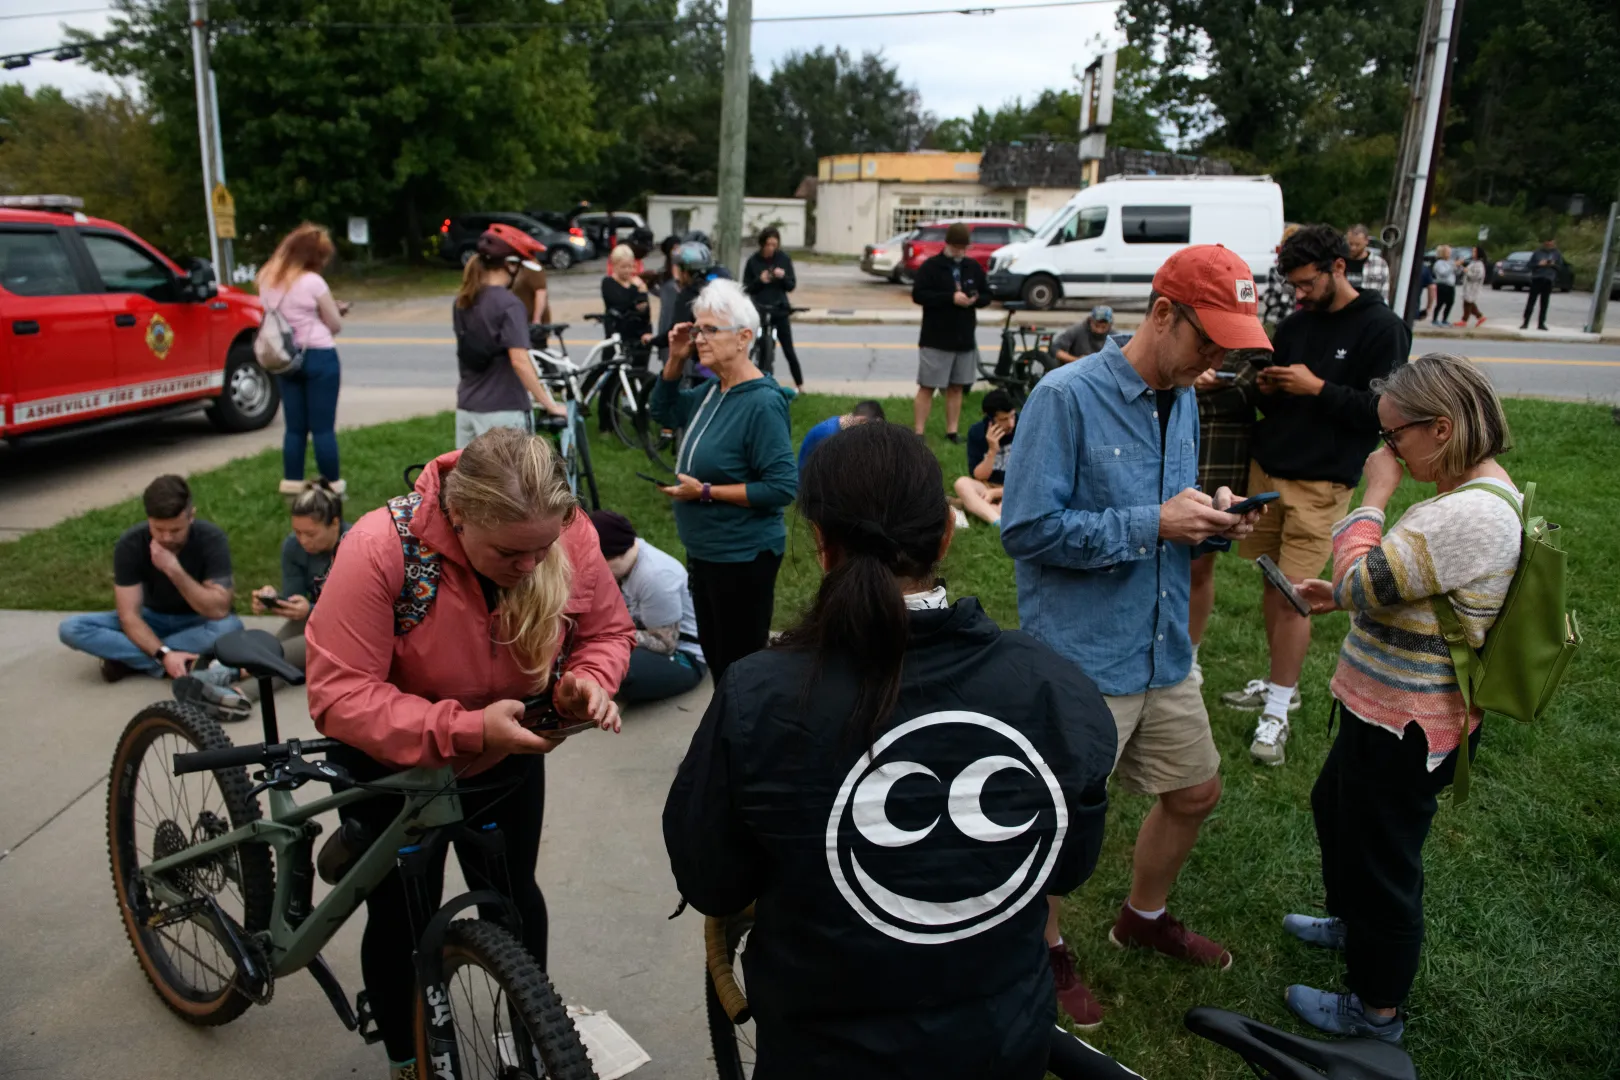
589, 510, 637, 558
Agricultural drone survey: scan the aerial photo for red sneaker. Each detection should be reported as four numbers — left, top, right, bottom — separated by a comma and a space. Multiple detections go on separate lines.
1048, 942, 1103, 1029
1108, 904, 1232, 970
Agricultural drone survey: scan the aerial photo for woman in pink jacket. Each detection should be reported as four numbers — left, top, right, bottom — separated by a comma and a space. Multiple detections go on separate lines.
306, 427, 634, 1079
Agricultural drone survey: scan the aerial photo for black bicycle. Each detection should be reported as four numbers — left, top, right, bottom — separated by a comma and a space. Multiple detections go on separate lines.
978, 302, 1059, 404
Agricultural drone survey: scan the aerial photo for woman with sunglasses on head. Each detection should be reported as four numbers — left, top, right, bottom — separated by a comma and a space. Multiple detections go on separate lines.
649, 277, 796, 685
1281, 353, 1520, 1044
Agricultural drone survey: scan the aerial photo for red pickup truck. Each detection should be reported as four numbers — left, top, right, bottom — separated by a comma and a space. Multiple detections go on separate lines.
0, 196, 276, 446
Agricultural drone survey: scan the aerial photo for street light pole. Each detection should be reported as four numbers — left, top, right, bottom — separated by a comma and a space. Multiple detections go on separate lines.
714, 0, 752, 274
187, 0, 220, 271
208, 68, 234, 283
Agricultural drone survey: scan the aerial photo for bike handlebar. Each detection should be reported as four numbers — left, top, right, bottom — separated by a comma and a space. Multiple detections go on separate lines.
174, 737, 344, 776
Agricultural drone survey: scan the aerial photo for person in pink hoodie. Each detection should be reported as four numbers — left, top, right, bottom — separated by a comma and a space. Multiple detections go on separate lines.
306, 426, 634, 1079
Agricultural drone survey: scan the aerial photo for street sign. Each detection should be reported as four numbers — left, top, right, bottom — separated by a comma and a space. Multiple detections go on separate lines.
348, 217, 369, 246
211, 183, 236, 239
1478, 226, 1490, 241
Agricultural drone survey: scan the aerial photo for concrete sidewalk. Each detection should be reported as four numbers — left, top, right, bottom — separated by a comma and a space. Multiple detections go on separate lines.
0, 609, 715, 1080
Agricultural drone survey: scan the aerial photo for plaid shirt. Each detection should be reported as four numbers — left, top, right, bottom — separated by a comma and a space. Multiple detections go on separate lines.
1352, 251, 1390, 302
1195, 350, 1260, 495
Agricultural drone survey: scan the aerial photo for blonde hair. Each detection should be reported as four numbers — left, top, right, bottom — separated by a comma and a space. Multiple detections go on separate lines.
609, 244, 636, 269
442, 428, 578, 684
258, 223, 335, 291
1373, 352, 1512, 478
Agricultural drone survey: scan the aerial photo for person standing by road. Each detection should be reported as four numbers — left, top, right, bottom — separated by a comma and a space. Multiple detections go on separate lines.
912, 221, 992, 442
1281, 354, 1519, 1043
1430, 246, 1457, 326
305, 428, 634, 1080
1000, 245, 1271, 1028
257, 223, 349, 499
1050, 305, 1115, 365
452, 225, 563, 447
1456, 246, 1488, 327
649, 278, 797, 685
58, 474, 243, 683
1223, 224, 1409, 766
1521, 236, 1566, 330
602, 244, 653, 366
1343, 225, 1390, 303
743, 226, 803, 389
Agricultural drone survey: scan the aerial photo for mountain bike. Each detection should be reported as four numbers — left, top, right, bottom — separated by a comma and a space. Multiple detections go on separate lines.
749, 305, 809, 382
108, 629, 595, 1080
531, 316, 665, 458
701, 907, 1416, 1080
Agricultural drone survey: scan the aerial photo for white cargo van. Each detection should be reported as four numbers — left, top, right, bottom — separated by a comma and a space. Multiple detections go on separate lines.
987, 175, 1284, 309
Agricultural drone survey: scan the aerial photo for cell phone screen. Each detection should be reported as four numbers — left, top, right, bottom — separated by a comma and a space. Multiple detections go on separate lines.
1256, 555, 1313, 617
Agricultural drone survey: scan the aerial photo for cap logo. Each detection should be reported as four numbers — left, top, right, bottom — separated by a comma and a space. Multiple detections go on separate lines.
1235, 279, 1256, 304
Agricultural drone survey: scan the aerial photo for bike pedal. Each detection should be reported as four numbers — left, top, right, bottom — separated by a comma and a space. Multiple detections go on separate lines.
355, 989, 385, 1045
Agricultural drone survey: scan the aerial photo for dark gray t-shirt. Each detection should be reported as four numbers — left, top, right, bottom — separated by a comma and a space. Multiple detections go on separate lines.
1052, 321, 1108, 362
113, 519, 233, 615
453, 286, 531, 413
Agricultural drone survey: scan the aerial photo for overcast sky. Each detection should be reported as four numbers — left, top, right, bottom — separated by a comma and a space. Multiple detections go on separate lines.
0, 0, 1125, 122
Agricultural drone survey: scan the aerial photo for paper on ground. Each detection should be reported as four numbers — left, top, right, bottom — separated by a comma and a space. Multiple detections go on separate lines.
495, 1008, 649, 1079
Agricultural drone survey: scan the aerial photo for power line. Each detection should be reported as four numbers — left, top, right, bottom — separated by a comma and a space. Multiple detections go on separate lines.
0, 6, 111, 21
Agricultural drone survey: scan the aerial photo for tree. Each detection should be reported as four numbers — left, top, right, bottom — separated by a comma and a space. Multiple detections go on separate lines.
0, 85, 194, 255
78, 0, 601, 258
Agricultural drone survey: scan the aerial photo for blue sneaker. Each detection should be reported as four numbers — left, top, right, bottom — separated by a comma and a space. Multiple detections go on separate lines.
1284, 986, 1404, 1043
1283, 913, 1346, 950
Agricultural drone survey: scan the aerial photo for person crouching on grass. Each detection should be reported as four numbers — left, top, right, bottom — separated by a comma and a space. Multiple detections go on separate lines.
952, 388, 1017, 527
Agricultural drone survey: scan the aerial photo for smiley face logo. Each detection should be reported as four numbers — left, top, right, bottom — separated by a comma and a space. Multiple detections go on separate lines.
145, 314, 175, 359
825, 710, 1068, 945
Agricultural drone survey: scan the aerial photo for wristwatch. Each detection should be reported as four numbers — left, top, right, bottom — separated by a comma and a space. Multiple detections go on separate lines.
700, 482, 712, 504
153, 645, 172, 663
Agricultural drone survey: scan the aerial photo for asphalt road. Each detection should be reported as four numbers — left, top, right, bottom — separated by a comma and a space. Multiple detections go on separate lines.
335, 319, 1620, 403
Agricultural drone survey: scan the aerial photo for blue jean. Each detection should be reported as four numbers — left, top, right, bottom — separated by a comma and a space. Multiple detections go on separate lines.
279, 346, 341, 481
58, 609, 245, 677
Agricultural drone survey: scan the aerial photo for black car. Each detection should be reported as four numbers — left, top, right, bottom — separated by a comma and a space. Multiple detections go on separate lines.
1492, 249, 1574, 292
437, 211, 597, 271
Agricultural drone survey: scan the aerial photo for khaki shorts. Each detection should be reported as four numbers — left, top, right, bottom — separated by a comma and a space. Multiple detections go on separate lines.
1236, 460, 1353, 581
1106, 676, 1221, 796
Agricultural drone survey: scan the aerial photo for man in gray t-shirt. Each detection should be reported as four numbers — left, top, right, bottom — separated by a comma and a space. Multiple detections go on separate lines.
1050, 304, 1114, 366
590, 510, 707, 705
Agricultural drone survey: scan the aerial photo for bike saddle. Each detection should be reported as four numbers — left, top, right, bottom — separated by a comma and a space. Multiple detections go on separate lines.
535, 322, 570, 336
1184, 1007, 1415, 1080
211, 629, 305, 685
583, 313, 606, 322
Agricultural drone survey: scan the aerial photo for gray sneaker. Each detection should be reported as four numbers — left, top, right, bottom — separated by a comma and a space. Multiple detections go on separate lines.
1249, 713, 1290, 766
1221, 679, 1301, 712
1283, 913, 1346, 950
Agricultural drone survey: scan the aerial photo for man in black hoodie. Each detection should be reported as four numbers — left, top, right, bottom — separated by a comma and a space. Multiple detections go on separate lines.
912, 221, 992, 441
1223, 224, 1409, 767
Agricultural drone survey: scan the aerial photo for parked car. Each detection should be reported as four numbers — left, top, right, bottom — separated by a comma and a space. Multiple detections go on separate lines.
900, 219, 1033, 282
988, 176, 1284, 309
860, 229, 917, 283
573, 211, 647, 254
438, 212, 596, 271
0, 194, 276, 446
1492, 250, 1574, 292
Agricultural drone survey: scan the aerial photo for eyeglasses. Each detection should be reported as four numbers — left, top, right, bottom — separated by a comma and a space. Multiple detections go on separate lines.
691, 323, 742, 340
1379, 417, 1435, 448
1286, 268, 1330, 293
1173, 303, 1223, 357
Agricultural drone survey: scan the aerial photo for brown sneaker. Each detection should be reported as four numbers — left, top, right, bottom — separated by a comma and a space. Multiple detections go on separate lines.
100, 657, 135, 683
1048, 942, 1103, 1029
1108, 904, 1232, 970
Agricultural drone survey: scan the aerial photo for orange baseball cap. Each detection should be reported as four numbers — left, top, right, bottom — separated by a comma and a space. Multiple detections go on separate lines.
1151, 244, 1273, 352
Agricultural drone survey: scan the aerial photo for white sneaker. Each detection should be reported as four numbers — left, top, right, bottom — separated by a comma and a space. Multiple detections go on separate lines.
1221, 679, 1301, 712
1250, 713, 1290, 766
952, 508, 970, 529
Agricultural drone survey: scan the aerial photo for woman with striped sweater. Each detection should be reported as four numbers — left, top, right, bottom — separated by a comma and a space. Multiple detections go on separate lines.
1284, 353, 1520, 1043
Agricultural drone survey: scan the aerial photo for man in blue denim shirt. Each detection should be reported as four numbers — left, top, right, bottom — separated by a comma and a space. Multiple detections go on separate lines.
1002, 245, 1273, 1028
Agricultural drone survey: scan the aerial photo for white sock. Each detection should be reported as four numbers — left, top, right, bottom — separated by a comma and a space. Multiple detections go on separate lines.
1129, 902, 1166, 921
1051, 935, 1063, 947
1191, 644, 1200, 663
1264, 681, 1296, 717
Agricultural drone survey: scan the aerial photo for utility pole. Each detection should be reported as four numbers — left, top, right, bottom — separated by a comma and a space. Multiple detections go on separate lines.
1391, 0, 1463, 325
1585, 182, 1618, 334
714, 0, 752, 274
209, 69, 234, 283
188, 0, 221, 272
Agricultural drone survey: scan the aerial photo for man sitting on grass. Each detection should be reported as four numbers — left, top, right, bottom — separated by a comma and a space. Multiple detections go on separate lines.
952, 389, 1017, 527
58, 474, 243, 683
797, 399, 886, 468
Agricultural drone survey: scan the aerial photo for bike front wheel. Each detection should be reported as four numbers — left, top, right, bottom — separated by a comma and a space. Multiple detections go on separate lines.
704, 909, 756, 1080
107, 701, 274, 1026
606, 369, 650, 452
416, 919, 594, 1080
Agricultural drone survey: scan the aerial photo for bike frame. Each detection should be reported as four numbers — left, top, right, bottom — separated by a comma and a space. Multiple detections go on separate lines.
138, 765, 464, 978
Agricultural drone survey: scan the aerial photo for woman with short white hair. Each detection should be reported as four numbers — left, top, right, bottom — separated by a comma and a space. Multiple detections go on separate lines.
649, 277, 797, 683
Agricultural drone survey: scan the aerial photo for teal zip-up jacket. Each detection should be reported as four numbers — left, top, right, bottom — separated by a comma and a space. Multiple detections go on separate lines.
650, 374, 798, 562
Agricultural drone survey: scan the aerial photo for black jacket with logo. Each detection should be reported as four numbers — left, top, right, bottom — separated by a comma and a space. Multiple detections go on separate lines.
913, 253, 993, 353
1248, 288, 1410, 488
664, 598, 1115, 1080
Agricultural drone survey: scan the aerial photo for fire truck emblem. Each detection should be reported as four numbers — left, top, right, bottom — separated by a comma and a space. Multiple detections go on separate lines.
145, 314, 175, 359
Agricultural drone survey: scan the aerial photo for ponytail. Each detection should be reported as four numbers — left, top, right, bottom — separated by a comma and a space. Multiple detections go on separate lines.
776, 421, 947, 743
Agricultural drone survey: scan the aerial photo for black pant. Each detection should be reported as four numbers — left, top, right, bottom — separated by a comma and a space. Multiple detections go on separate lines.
687, 551, 782, 686
329, 746, 549, 1063
759, 309, 803, 387
1433, 283, 1455, 322
1311, 707, 1479, 1009
1522, 279, 1552, 327
618, 645, 706, 704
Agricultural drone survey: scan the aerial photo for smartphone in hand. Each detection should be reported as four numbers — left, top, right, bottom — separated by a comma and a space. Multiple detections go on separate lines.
1226, 491, 1280, 516
1256, 555, 1313, 617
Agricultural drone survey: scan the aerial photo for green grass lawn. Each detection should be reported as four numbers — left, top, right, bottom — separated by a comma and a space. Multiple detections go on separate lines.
2, 394, 1616, 1077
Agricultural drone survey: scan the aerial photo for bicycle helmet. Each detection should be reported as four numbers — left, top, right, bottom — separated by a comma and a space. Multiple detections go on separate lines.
673, 240, 713, 273
477, 223, 546, 271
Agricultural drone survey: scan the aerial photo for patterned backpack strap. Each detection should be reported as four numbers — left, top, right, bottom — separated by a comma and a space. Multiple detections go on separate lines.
387, 492, 443, 636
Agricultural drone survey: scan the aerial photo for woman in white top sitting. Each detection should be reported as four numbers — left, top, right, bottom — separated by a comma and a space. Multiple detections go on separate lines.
257, 223, 349, 498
